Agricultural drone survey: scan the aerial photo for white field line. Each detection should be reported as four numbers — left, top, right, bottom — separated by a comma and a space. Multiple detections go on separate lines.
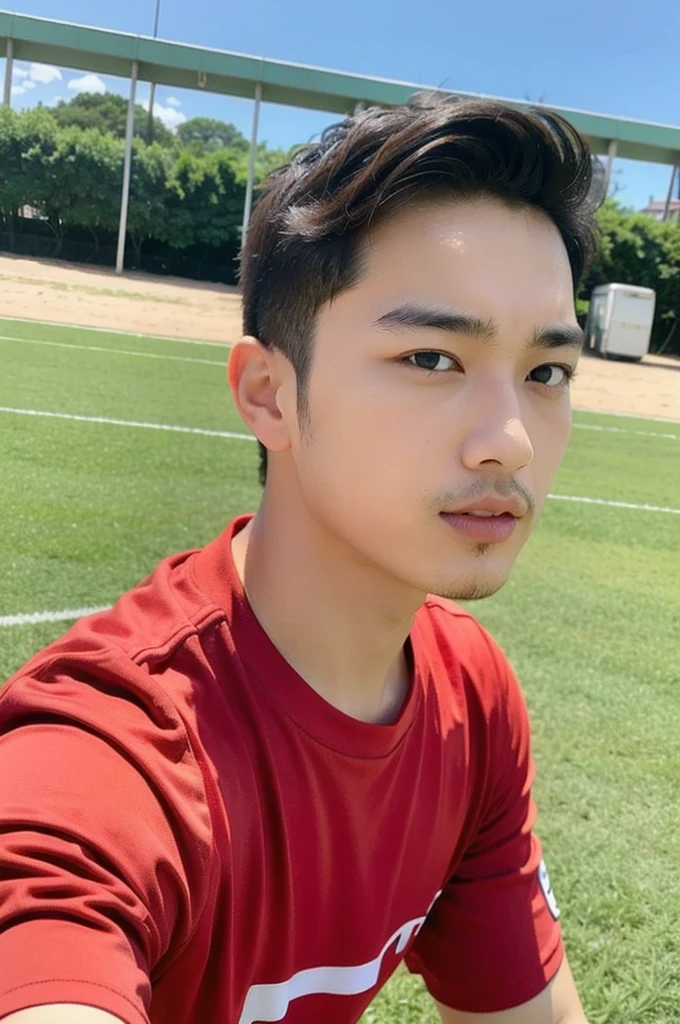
3, 327, 675, 436
0, 316, 677, 423
1, 408, 678, 633
1, 408, 677, 511
2, 404, 676, 448
0, 606, 112, 628
576, 406, 680, 426
0, 314, 229, 348
548, 494, 680, 515
573, 422, 678, 441
2, 499, 678, 631
0, 335, 225, 367
3, 485, 677, 631
0, 406, 255, 441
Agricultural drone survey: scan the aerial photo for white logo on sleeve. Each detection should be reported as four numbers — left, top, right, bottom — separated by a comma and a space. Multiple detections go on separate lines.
237, 891, 441, 1024
538, 858, 560, 920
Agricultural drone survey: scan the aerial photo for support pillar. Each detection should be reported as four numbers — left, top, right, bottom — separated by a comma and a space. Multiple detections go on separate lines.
116, 61, 138, 275
146, 0, 161, 143
241, 81, 262, 242
603, 139, 617, 197
147, 81, 157, 144
662, 165, 678, 222
3, 38, 13, 107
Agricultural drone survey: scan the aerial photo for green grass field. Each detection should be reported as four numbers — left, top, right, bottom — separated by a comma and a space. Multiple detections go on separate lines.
1, 317, 679, 1023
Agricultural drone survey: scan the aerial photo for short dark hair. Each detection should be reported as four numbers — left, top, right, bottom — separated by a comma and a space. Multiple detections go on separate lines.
240, 93, 597, 485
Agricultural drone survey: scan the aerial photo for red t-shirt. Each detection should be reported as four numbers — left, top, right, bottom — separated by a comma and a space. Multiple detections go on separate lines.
0, 516, 563, 1023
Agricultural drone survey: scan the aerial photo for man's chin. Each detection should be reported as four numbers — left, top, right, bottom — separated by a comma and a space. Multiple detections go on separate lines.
436, 582, 506, 602
429, 570, 511, 603
426, 545, 519, 602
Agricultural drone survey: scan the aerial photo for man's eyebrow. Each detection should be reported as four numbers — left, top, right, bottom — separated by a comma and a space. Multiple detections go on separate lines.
374, 303, 497, 343
374, 302, 584, 351
531, 324, 585, 350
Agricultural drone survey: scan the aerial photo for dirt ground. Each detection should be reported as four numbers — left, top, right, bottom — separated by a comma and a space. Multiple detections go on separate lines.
1, 253, 678, 421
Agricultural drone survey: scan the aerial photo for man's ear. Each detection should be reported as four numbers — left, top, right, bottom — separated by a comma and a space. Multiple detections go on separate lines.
227, 337, 292, 454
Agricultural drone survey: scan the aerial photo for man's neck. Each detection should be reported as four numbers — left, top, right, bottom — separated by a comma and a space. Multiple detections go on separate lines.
231, 494, 424, 725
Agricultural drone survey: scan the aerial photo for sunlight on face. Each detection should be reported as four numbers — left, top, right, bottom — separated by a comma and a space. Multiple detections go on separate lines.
284, 198, 580, 601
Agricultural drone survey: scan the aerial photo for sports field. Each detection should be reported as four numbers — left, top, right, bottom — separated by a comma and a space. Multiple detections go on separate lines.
1, 315, 679, 1023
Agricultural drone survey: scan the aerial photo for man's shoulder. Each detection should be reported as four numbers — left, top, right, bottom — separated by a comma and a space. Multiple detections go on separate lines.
7, 541, 226, 688
0, 536, 237, 772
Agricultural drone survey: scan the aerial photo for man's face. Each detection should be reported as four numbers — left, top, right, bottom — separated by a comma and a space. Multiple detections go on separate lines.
280, 197, 581, 601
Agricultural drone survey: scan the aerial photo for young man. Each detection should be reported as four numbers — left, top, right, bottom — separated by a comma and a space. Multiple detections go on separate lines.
0, 95, 595, 1023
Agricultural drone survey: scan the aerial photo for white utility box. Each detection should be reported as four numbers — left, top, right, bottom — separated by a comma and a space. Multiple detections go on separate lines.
585, 283, 656, 361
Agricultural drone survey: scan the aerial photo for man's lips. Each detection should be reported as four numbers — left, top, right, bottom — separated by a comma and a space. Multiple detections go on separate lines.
444, 495, 529, 518
440, 510, 520, 543
439, 495, 530, 543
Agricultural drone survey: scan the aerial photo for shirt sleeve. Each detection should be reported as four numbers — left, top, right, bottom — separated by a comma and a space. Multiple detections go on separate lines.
0, 646, 213, 1023
404, 623, 563, 1014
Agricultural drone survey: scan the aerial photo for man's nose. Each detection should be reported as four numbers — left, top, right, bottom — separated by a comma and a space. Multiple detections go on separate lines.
458, 386, 535, 473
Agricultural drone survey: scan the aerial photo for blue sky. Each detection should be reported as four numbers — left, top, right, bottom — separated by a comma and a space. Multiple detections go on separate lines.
5, 0, 679, 209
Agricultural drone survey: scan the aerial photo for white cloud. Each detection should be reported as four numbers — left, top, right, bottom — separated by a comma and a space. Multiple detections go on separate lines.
67, 73, 106, 95
154, 102, 186, 130
11, 84, 25, 96
22, 80, 36, 90
48, 95, 63, 108
12, 66, 28, 79
166, 95, 181, 108
28, 62, 62, 85
141, 95, 186, 130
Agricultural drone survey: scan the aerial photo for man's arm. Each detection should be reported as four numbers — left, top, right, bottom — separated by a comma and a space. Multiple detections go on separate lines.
2, 1008, 126, 1023
434, 956, 588, 1024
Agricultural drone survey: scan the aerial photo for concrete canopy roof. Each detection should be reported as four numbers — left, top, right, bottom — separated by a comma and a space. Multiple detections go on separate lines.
1, 10, 679, 166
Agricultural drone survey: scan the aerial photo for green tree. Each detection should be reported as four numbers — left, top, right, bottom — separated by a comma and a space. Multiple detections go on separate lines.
0, 104, 303, 284
57, 128, 125, 248
228, 140, 297, 186
127, 141, 171, 265
175, 117, 248, 154
581, 199, 680, 352
0, 107, 31, 244
50, 93, 175, 149
17, 116, 123, 255
255, 141, 297, 178
161, 148, 245, 251
175, 117, 295, 183
13, 108, 64, 251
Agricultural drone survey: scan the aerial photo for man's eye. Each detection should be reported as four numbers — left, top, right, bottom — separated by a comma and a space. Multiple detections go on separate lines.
408, 351, 456, 372
528, 364, 572, 387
